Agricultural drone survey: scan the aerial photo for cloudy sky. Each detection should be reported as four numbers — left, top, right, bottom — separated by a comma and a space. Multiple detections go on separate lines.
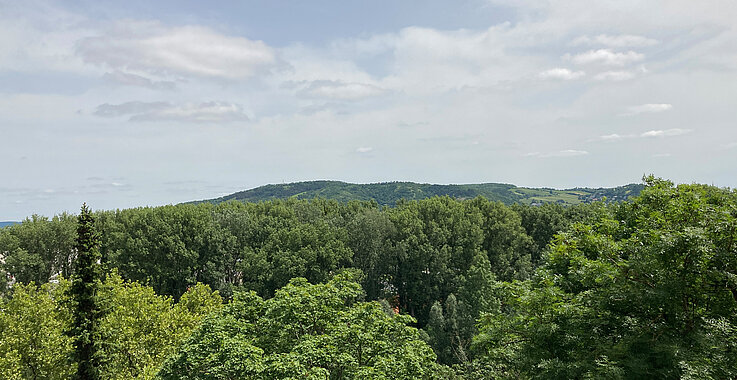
1, 0, 736, 220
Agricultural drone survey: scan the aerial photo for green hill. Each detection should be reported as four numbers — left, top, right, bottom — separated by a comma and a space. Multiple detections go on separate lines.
193, 180, 643, 206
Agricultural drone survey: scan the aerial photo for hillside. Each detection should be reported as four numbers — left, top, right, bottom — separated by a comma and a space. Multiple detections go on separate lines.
193, 180, 643, 206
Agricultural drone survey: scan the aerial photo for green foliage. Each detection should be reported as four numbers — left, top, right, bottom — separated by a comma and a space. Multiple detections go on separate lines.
157, 273, 443, 379
197, 180, 642, 207
345, 206, 395, 300
97, 273, 222, 379
474, 177, 737, 379
70, 203, 104, 380
98, 204, 228, 299
511, 202, 605, 265
0, 282, 73, 379
471, 198, 533, 280
2, 194, 547, 371
0, 180, 649, 375
383, 197, 532, 328
0, 274, 222, 379
96, 199, 358, 300
4, 177, 736, 377
425, 253, 502, 367
0, 213, 76, 287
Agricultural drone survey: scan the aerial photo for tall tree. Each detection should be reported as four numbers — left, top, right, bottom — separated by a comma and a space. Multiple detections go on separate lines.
70, 204, 104, 380
474, 177, 737, 379
157, 272, 444, 379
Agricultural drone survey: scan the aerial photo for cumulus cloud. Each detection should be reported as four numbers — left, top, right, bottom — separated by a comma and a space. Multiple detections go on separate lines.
76, 20, 276, 80
297, 80, 386, 100
538, 68, 585, 80
640, 129, 691, 137
567, 49, 644, 66
571, 34, 658, 48
623, 103, 673, 115
352, 25, 539, 94
94, 101, 250, 123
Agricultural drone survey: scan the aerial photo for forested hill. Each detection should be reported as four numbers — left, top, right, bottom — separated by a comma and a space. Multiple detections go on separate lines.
194, 180, 643, 206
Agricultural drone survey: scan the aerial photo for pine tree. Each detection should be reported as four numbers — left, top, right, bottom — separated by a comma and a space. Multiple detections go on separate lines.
70, 203, 103, 380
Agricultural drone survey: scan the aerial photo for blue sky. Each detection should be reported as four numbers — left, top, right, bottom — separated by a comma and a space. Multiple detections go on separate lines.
1, 0, 737, 220
56, 0, 515, 45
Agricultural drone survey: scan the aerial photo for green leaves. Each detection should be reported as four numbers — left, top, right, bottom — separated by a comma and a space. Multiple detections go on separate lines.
157, 273, 441, 379
0, 213, 77, 289
0, 282, 73, 380
0, 274, 222, 380
97, 273, 222, 379
70, 203, 105, 380
475, 178, 737, 379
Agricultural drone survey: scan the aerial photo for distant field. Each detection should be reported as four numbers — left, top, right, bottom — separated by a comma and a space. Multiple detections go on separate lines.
192, 181, 643, 207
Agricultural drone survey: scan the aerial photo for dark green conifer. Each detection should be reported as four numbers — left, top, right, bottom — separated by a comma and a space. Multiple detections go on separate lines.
70, 203, 103, 380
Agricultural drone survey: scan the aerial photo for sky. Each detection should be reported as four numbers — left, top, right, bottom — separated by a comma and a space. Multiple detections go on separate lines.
1, 0, 737, 220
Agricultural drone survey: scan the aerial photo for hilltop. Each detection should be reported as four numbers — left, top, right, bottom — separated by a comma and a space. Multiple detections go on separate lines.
192, 180, 643, 206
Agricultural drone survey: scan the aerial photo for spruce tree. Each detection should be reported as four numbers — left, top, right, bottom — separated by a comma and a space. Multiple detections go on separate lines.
70, 203, 103, 380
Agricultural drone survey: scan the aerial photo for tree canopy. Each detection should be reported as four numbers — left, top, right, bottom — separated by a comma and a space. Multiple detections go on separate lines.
474, 177, 737, 379
158, 272, 443, 379
2, 177, 735, 378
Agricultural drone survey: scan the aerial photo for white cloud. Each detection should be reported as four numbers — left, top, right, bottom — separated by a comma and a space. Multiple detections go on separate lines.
76, 20, 276, 80
102, 71, 177, 90
567, 49, 644, 66
599, 133, 627, 141
623, 103, 673, 115
94, 101, 250, 123
598, 127, 690, 141
572, 34, 658, 48
4, 0, 737, 221
594, 70, 636, 81
366, 25, 539, 94
356, 147, 373, 153
94, 101, 170, 117
538, 68, 585, 80
640, 128, 691, 138
277, 44, 377, 85
554, 149, 589, 157
0, 2, 93, 74
297, 80, 386, 100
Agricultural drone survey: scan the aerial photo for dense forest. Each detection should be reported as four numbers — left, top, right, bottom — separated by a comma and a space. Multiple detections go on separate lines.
195, 180, 643, 207
1, 177, 735, 379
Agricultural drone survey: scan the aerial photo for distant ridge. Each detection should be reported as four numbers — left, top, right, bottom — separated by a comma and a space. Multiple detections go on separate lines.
192, 180, 643, 206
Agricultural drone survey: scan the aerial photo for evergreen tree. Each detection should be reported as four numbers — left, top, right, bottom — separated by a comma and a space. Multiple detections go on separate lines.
69, 203, 104, 380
